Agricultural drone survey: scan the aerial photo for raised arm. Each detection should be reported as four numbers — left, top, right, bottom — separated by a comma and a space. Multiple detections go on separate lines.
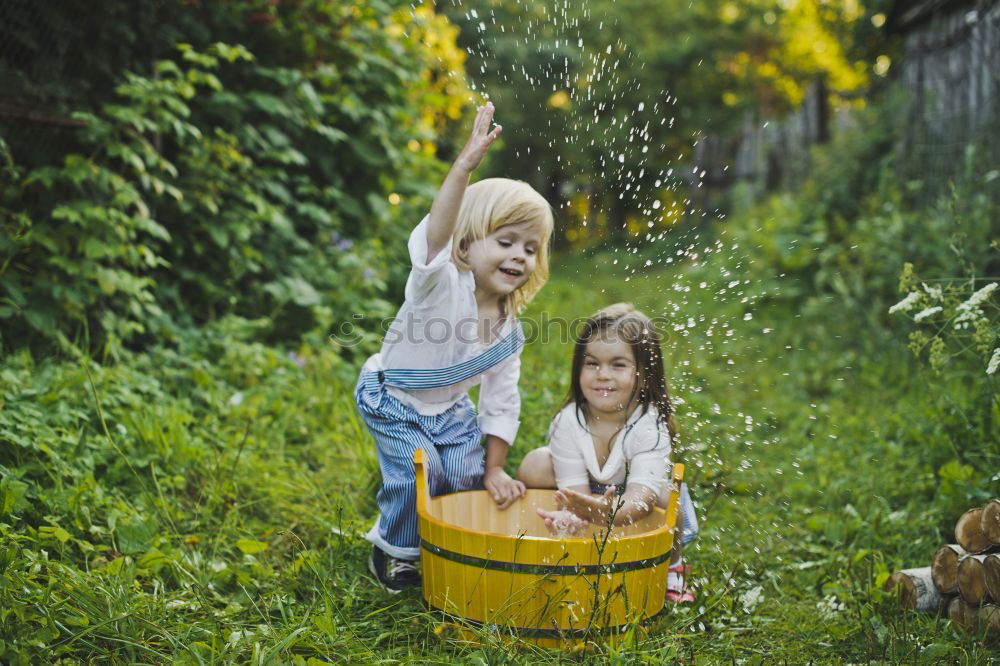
425, 102, 503, 261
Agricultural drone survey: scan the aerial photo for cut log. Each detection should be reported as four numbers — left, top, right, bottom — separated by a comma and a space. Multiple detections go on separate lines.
948, 597, 979, 630
982, 499, 1000, 545
955, 507, 992, 554
957, 554, 994, 604
984, 553, 1000, 602
884, 567, 943, 611
979, 604, 1000, 633
930, 544, 966, 594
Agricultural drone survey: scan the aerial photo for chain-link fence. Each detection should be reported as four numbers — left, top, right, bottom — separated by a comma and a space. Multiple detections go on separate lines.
898, 0, 1000, 197
693, 0, 999, 210
4, 1, 997, 209
728, 79, 840, 194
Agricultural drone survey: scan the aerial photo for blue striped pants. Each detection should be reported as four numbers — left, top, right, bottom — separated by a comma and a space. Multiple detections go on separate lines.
676, 482, 699, 546
355, 370, 485, 560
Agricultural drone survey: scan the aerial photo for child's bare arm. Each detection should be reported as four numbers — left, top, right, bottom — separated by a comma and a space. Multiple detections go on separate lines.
556, 484, 657, 527
426, 102, 502, 261
609, 485, 658, 526
484, 434, 525, 509
554, 486, 614, 524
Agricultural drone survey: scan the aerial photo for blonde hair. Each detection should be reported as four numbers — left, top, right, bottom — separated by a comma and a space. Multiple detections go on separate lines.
451, 178, 554, 314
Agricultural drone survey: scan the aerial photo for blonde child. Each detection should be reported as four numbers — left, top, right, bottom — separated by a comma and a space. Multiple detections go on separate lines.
355, 103, 554, 592
517, 303, 699, 602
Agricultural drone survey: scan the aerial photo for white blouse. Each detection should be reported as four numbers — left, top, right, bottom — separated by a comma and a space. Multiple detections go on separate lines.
363, 216, 522, 445
548, 403, 672, 496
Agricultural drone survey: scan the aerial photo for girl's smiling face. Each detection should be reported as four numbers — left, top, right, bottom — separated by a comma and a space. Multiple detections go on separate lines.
580, 334, 638, 417
460, 221, 543, 301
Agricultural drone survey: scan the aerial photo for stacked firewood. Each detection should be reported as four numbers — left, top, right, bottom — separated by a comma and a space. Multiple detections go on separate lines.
884, 499, 1000, 632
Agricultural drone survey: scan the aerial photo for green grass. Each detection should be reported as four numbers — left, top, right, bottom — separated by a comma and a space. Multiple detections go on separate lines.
2, 237, 998, 664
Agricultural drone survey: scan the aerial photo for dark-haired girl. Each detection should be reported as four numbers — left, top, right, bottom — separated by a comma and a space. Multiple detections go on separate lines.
516, 303, 698, 602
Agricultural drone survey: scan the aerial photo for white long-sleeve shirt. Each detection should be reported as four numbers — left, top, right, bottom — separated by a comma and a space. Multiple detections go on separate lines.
362, 216, 522, 445
548, 403, 671, 496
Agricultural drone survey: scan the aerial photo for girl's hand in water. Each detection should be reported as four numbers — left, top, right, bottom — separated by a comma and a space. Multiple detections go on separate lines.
454, 102, 502, 173
554, 486, 617, 525
536, 508, 590, 537
484, 465, 526, 510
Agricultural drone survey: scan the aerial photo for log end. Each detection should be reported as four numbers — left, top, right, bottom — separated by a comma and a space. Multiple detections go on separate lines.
956, 507, 991, 554
948, 597, 978, 631
980, 605, 1000, 632
984, 554, 1000, 602
884, 571, 917, 608
982, 499, 1000, 545
957, 556, 987, 605
884, 567, 940, 611
931, 544, 964, 595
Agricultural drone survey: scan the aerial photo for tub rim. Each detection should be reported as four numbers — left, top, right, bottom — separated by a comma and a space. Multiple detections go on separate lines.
413, 448, 684, 549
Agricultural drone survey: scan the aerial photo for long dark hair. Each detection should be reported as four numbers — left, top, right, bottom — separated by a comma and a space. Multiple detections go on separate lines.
564, 303, 677, 441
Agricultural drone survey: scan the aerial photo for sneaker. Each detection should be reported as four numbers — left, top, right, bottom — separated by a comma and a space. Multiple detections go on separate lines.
368, 545, 421, 593
666, 561, 696, 604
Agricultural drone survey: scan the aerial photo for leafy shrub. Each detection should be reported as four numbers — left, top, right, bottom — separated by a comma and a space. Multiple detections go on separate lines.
0, 315, 382, 662
721, 89, 1000, 525
0, 1, 469, 355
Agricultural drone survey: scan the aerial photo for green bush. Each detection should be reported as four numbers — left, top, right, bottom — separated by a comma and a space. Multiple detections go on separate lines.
0, 317, 380, 663
724, 90, 1000, 521
0, 1, 467, 355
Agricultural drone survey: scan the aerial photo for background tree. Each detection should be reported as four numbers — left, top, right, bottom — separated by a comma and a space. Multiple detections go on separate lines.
442, 0, 893, 243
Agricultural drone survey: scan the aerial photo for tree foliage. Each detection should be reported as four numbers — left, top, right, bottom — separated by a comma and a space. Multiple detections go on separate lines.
444, 0, 894, 242
0, 0, 470, 355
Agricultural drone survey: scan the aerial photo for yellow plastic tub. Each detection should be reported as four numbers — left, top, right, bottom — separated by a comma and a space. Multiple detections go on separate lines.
414, 449, 684, 647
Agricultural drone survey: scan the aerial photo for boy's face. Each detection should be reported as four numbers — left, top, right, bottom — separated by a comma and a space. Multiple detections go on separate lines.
460, 221, 543, 300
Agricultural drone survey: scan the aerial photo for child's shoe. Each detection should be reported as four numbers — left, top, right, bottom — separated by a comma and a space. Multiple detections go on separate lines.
666, 561, 695, 603
368, 545, 421, 593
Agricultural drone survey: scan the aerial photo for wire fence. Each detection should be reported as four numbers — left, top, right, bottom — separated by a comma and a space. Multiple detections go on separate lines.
3, 1, 997, 209
694, 0, 1000, 209
898, 0, 1000, 195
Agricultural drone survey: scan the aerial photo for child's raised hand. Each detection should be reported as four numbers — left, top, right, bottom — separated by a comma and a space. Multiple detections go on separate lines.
536, 508, 590, 537
554, 486, 617, 525
454, 102, 502, 174
484, 465, 526, 510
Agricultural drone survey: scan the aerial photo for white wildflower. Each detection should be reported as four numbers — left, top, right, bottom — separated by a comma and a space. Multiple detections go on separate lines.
817, 594, 847, 617
888, 291, 921, 314
954, 314, 975, 330
922, 283, 943, 301
954, 283, 997, 329
958, 282, 998, 312
913, 306, 942, 322
988, 348, 1000, 375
